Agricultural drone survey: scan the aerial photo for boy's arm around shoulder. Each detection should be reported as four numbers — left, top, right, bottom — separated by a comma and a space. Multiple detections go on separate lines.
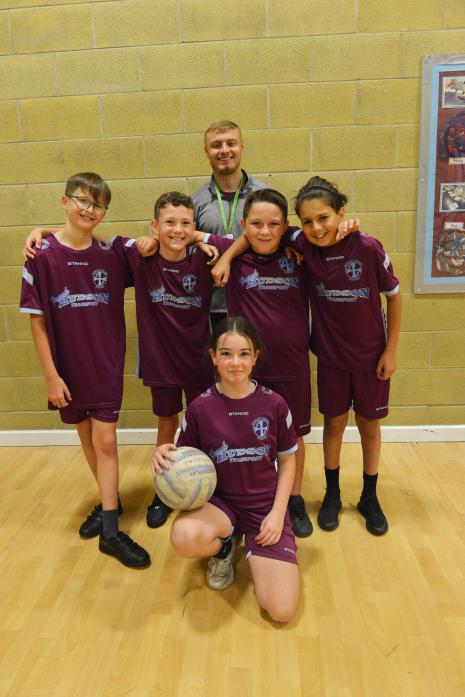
23, 227, 62, 261
211, 233, 250, 287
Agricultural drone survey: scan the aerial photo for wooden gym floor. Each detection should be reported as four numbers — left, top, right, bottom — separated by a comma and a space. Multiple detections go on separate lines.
1, 441, 465, 697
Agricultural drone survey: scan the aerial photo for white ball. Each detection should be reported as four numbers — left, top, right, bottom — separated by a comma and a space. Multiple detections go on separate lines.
155, 446, 217, 511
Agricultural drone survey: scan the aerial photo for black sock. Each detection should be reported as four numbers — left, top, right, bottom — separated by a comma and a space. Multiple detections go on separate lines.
102, 508, 119, 539
324, 466, 340, 493
214, 537, 232, 559
361, 472, 378, 499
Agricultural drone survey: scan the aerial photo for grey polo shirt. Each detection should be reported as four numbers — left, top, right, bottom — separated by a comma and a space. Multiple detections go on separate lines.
192, 169, 266, 314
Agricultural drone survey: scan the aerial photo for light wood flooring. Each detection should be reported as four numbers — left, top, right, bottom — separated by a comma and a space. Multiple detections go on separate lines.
1, 441, 465, 697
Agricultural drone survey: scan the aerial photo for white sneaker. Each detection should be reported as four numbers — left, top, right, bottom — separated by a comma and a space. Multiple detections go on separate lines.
207, 536, 237, 590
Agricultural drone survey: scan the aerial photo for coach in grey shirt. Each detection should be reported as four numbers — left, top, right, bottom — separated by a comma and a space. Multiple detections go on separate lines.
193, 119, 266, 325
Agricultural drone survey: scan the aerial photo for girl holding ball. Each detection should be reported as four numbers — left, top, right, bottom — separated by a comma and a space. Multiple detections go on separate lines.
151, 316, 300, 624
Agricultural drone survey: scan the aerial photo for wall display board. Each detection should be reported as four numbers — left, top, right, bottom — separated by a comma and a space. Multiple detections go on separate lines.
415, 54, 465, 293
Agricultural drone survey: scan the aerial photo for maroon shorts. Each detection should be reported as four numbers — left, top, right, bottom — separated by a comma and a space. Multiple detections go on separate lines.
258, 378, 311, 437
209, 495, 298, 566
150, 385, 208, 417
58, 404, 120, 425
317, 361, 390, 420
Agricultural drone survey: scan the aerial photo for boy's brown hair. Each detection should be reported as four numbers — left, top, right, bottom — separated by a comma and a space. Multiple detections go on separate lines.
65, 172, 112, 208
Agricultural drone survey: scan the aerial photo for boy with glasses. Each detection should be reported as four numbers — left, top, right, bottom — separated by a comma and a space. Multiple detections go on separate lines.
20, 172, 150, 569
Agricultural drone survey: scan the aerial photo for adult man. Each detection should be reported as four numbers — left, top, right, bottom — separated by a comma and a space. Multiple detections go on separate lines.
193, 120, 266, 325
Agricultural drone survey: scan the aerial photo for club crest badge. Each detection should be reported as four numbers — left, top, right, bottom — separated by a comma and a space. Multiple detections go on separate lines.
183, 274, 197, 293
278, 256, 295, 274
252, 416, 270, 441
92, 268, 108, 288
344, 259, 363, 281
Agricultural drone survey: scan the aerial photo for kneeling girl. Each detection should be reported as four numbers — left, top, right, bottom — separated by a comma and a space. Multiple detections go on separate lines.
151, 316, 300, 624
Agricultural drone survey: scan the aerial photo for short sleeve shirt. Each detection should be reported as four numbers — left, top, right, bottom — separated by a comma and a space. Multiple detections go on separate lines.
292, 231, 400, 372
110, 237, 214, 388
177, 383, 297, 511
206, 234, 310, 381
19, 234, 130, 409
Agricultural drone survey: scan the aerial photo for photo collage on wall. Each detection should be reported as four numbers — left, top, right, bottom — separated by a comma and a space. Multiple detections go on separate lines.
415, 55, 465, 293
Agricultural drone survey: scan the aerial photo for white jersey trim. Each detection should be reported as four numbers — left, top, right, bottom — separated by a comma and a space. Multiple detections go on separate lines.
290, 229, 303, 242
286, 409, 293, 429
383, 283, 400, 297
22, 267, 34, 286
181, 415, 187, 431
20, 307, 44, 315
278, 444, 298, 456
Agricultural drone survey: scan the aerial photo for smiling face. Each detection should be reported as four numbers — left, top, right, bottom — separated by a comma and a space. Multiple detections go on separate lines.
151, 204, 196, 260
241, 201, 287, 255
204, 128, 244, 178
209, 331, 259, 388
298, 198, 344, 248
61, 187, 107, 233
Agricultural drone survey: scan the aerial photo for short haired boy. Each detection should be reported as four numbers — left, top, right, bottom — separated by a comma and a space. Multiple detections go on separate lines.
20, 172, 150, 569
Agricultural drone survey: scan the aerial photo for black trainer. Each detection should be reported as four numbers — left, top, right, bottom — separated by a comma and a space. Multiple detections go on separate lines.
99, 531, 151, 568
317, 489, 342, 531
288, 495, 313, 538
79, 499, 123, 539
357, 496, 388, 536
146, 493, 172, 528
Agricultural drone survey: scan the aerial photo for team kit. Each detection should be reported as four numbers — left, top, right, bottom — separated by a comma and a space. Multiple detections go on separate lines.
20, 121, 402, 624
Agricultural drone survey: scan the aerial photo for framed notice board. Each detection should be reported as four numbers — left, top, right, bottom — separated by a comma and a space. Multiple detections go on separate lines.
415, 54, 465, 293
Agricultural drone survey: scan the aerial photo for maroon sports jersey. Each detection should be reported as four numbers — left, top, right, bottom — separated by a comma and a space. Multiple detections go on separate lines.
206, 234, 310, 381
177, 383, 298, 510
19, 234, 130, 409
110, 237, 214, 388
291, 231, 400, 372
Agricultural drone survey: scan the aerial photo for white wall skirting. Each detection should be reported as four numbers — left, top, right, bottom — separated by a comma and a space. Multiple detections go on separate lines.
0, 425, 463, 447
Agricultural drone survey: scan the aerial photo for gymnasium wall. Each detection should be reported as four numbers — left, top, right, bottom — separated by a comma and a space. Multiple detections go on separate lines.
1, 0, 464, 431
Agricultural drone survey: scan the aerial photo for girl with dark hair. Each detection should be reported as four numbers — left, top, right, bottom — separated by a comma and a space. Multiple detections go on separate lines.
151, 316, 300, 624
293, 177, 402, 536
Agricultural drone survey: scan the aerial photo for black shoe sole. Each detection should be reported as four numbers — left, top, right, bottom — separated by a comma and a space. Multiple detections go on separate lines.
357, 502, 388, 536
317, 515, 339, 532
99, 543, 151, 569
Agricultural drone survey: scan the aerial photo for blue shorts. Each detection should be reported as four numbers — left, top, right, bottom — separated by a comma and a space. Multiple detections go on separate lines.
209, 495, 298, 566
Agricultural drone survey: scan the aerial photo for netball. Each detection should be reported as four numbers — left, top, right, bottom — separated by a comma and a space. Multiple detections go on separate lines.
155, 446, 217, 511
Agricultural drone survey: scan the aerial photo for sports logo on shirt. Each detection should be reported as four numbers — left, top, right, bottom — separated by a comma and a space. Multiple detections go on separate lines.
149, 286, 165, 303
252, 416, 270, 440
50, 287, 109, 309
344, 259, 363, 281
92, 268, 108, 289
209, 441, 271, 464
183, 274, 197, 293
278, 256, 296, 274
